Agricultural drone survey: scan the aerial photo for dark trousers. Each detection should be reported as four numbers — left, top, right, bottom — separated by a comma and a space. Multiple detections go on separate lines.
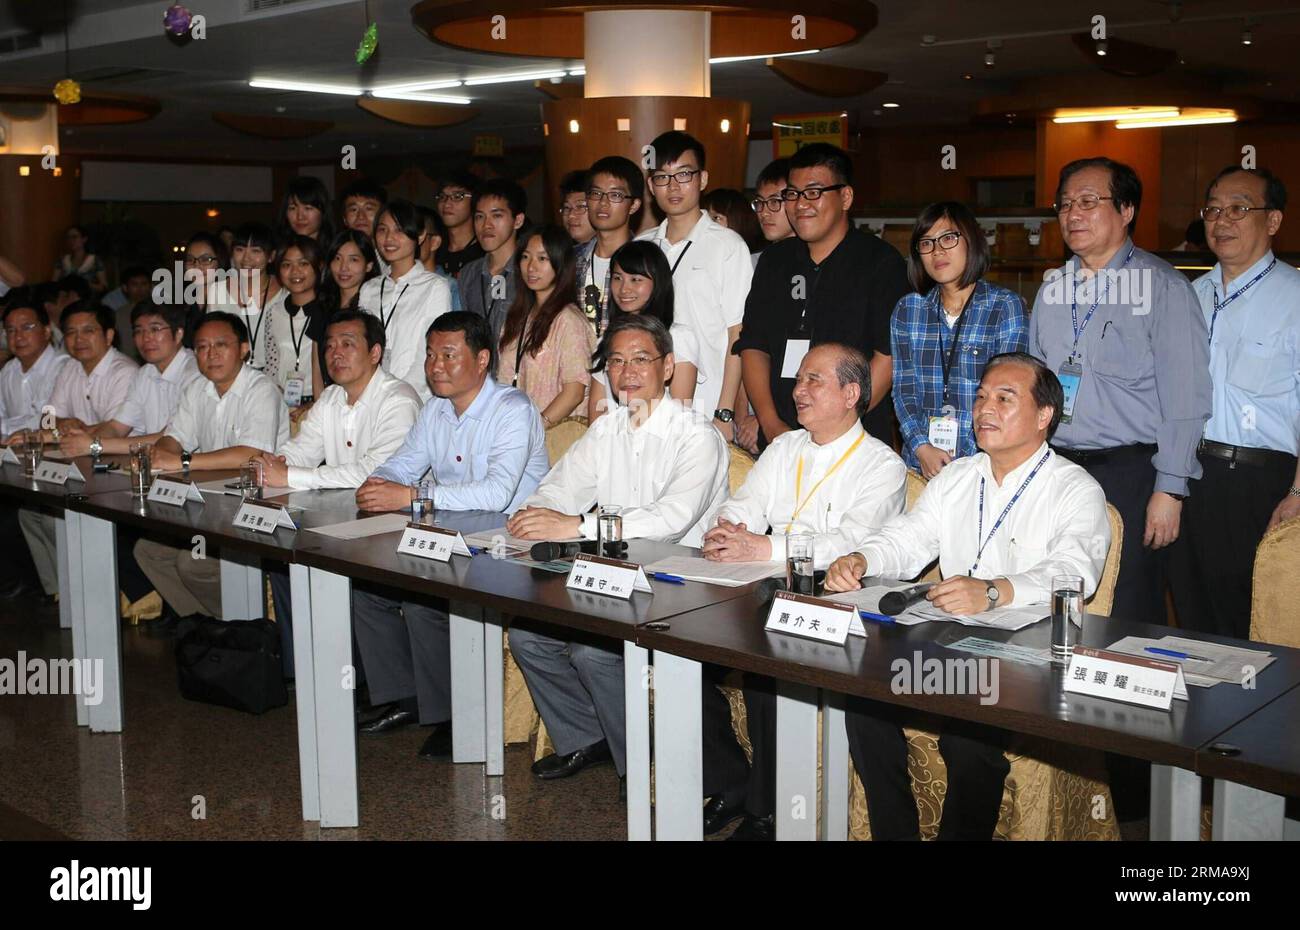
741, 674, 777, 817
0, 502, 39, 588
1168, 451, 1296, 640
702, 663, 750, 799
845, 698, 1009, 840
116, 526, 153, 603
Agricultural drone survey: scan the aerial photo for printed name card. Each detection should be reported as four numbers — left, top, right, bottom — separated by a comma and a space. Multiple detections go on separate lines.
147, 477, 204, 507
232, 500, 297, 534
33, 460, 85, 485
1, 446, 19, 465
565, 553, 652, 600
764, 590, 855, 645
1064, 646, 1188, 711
396, 524, 472, 562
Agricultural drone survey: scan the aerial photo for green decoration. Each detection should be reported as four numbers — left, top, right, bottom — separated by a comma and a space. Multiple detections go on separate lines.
356, 22, 378, 64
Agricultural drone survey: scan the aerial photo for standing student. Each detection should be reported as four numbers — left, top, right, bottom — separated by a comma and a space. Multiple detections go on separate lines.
217, 222, 280, 372
703, 188, 766, 259
183, 232, 233, 344
751, 158, 795, 245
276, 176, 335, 248
312, 230, 379, 392
636, 131, 754, 445
53, 225, 108, 295
358, 199, 453, 402
893, 202, 1028, 477
573, 156, 645, 336
559, 169, 595, 246
496, 226, 595, 426
340, 177, 387, 237
417, 206, 463, 311
434, 170, 484, 277
266, 235, 327, 412
737, 143, 909, 449
102, 266, 154, 359
460, 179, 528, 350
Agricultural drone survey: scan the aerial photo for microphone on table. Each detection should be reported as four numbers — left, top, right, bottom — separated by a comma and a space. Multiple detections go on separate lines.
529, 539, 608, 561
879, 582, 936, 616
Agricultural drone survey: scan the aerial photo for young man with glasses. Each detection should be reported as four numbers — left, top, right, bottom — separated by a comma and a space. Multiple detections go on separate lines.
751, 158, 795, 245
573, 155, 645, 335
434, 170, 485, 278
737, 143, 909, 450
558, 169, 595, 246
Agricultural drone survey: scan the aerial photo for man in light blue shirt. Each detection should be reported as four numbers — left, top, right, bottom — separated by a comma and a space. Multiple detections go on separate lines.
352, 311, 548, 760
1170, 166, 1300, 639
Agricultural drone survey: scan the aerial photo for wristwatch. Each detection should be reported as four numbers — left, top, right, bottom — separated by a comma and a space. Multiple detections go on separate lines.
713, 408, 735, 423
181, 450, 192, 473
1288, 486, 1300, 499
89, 437, 102, 458
985, 582, 1001, 610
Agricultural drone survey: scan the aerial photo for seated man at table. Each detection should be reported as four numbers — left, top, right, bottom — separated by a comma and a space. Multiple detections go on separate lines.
255, 310, 422, 678
507, 314, 729, 796
18, 302, 137, 601
701, 341, 908, 839
351, 311, 548, 759
133, 312, 289, 622
824, 352, 1110, 840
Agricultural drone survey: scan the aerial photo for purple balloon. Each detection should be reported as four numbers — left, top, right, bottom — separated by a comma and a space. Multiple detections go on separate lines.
163, 4, 192, 36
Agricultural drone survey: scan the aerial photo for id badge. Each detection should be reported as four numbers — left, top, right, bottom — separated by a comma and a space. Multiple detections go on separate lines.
283, 376, 305, 408
781, 339, 811, 378
927, 413, 959, 455
1057, 361, 1083, 424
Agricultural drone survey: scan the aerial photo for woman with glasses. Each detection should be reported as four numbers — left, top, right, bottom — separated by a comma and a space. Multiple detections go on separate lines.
586, 240, 699, 423
184, 232, 234, 346
891, 201, 1027, 478
497, 225, 596, 427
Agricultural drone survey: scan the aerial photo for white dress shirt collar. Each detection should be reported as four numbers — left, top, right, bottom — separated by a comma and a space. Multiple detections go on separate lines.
203, 362, 252, 402
1214, 249, 1275, 295
650, 209, 715, 247
974, 440, 1052, 489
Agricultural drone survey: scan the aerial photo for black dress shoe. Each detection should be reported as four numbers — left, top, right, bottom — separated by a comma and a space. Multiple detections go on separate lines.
140, 607, 181, 638
0, 578, 33, 600
417, 722, 453, 761
702, 790, 746, 835
530, 740, 612, 780
358, 706, 418, 735
727, 813, 775, 841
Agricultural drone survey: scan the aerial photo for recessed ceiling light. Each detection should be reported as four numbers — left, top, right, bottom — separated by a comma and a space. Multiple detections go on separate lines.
984, 52, 996, 68
1096, 40, 1108, 56
1241, 29, 1252, 45
882, 102, 900, 108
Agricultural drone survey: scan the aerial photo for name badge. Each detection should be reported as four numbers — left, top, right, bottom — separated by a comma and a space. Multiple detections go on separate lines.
232, 500, 298, 534
927, 413, 959, 455
764, 590, 854, 645
781, 339, 811, 379
33, 460, 85, 485
283, 377, 305, 408
565, 553, 652, 600
1064, 646, 1188, 711
147, 477, 204, 507
1057, 361, 1083, 424
1, 446, 20, 465
396, 524, 472, 562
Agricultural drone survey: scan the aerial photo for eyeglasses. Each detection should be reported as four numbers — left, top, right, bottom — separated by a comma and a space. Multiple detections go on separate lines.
586, 189, 633, 204
558, 202, 588, 216
781, 184, 847, 202
185, 254, 220, 267
1053, 195, 1114, 214
917, 231, 963, 254
133, 324, 172, 338
649, 168, 702, 187
1200, 204, 1272, 222
605, 354, 664, 372
751, 196, 785, 213
434, 191, 471, 203
3, 322, 39, 337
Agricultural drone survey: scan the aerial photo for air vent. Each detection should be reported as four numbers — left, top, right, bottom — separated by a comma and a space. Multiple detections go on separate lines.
0, 31, 43, 58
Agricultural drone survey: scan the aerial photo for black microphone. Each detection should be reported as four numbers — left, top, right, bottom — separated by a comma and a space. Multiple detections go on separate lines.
879, 582, 936, 616
529, 539, 605, 561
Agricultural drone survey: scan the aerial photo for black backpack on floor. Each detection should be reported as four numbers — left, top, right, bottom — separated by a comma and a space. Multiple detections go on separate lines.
174, 615, 288, 714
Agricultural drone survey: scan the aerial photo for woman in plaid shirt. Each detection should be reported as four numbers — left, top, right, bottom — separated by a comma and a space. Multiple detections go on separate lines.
891, 201, 1028, 477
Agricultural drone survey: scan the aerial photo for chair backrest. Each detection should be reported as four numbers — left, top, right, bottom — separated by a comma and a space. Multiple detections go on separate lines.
903, 470, 941, 583
544, 418, 587, 466
1085, 503, 1123, 617
1250, 516, 1300, 648
728, 445, 756, 495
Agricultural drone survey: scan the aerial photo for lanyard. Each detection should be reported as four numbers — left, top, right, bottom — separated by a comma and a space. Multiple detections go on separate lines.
970, 449, 1051, 575
511, 306, 533, 388
244, 305, 266, 369
667, 240, 694, 277
935, 287, 975, 406
379, 278, 410, 333
287, 303, 310, 371
1069, 247, 1134, 363
1210, 258, 1275, 344
785, 431, 865, 532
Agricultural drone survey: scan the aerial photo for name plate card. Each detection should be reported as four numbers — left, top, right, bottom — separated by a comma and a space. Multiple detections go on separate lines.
764, 590, 855, 646
1, 446, 19, 465
147, 477, 204, 507
33, 460, 86, 485
1064, 646, 1188, 711
232, 500, 298, 534
565, 553, 652, 600
396, 524, 472, 562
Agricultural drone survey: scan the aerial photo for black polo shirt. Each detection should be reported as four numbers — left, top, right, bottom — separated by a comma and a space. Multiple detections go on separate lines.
736, 226, 910, 445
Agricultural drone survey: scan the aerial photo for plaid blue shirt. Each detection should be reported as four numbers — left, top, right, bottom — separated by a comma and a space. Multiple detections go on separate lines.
891, 279, 1027, 468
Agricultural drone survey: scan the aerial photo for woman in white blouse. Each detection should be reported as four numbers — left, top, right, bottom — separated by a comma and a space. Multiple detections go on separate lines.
265, 235, 327, 416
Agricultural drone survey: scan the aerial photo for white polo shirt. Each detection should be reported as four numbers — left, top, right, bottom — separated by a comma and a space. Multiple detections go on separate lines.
165, 363, 289, 454
111, 348, 202, 435
48, 346, 138, 424
359, 263, 452, 403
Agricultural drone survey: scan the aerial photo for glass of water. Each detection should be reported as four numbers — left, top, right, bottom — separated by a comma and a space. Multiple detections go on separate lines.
239, 459, 263, 501
1051, 574, 1084, 662
787, 533, 816, 595
19, 429, 43, 477
129, 442, 152, 497
597, 505, 623, 556
411, 481, 436, 525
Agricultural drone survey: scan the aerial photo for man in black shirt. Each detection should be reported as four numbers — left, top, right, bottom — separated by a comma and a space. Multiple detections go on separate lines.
737, 143, 909, 448
434, 170, 486, 278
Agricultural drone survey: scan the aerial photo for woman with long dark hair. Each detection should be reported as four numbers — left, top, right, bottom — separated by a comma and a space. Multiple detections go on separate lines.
309, 230, 379, 392
276, 176, 336, 248
703, 188, 766, 259
497, 225, 595, 426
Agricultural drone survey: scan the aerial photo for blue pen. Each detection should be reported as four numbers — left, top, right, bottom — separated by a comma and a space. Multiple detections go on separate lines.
1144, 646, 1209, 662
859, 610, 895, 625
468, 546, 482, 555
651, 572, 686, 585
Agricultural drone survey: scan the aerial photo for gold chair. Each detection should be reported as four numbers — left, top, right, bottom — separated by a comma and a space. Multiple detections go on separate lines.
544, 417, 588, 467
1249, 515, 1300, 649
727, 445, 757, 495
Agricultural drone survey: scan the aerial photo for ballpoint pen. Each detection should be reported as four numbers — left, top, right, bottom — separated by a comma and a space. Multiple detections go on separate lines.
859, 610, 895, 624
1144, 646, 1210, 662
651, 572, 685, 584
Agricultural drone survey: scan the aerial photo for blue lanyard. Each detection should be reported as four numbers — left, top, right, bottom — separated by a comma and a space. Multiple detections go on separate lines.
1069, 247, 1134, 363
1210, 258, 1275, 344
971, 449, 1051, 575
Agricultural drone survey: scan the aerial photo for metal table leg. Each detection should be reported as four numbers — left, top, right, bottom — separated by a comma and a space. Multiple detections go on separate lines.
309, 567, 357, 828
449, 600, 486, 764
820, 691, 849, 841
289, 563, 319, 822
775, 680, 819, 840
652, 650, 702, 840
1211, 780, 1285, 841
624, 642, 651, 841
1150, 764, 1201, 840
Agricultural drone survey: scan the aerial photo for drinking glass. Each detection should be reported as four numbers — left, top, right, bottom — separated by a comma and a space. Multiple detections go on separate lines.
411, 481, 436, 525
597, 505, 623, 556
19, 429, 43, 477
1051, 574, 1084, 662
239, 459, 264, 501
786, 533, 816, 595
129, 442, 152, 497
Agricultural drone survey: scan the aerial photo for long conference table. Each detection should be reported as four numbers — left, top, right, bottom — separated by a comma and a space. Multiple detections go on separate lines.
6, 453, 1297, 841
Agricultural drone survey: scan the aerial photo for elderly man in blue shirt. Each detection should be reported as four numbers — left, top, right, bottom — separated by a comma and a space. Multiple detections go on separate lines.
1169, 166, 1300, 640
351, 311, 549, 761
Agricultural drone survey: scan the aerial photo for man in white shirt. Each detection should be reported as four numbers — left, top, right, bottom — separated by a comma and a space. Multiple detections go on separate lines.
825, 352, 1110, 840
507, 315, 729, 794
251, 310, 422, 678
19, 303, 137, 598
701, 342, 907, 839
637, 131, 754, 442
134, 313, 289, 621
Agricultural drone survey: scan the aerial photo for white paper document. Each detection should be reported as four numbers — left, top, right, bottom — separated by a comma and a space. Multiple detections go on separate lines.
639, 556, 784, 587
826, 584, 1047, 637
1105, 635, 1274, 687
305, 513, 412, 540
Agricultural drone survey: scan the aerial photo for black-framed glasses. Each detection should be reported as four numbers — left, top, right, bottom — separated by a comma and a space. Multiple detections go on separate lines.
605, 354, 664, 372
587, 189, 633, 204
649, 168, 702, 187
558, 202, 588, 216
917, 231, 963, 254
184, 254, 220, 267
1200, 204, 1272, 222
781, 184, 847, 202
1054, 194, 1113, 214
434, 191, 471, 203
751, 195, 785, 213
